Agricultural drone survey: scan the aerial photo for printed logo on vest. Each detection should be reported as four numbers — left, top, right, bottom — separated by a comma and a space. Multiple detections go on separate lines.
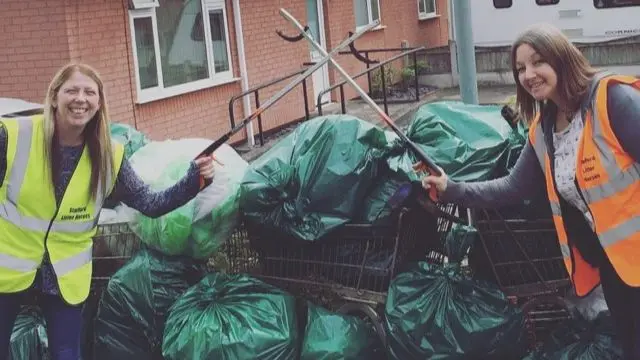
60, 206, 91, 221
581, 155, 601, 182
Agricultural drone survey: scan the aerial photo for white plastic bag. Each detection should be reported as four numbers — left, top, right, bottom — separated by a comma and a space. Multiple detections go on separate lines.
125, 139, 248, 258
565, 284, 609, 322
192, 142, 248, 221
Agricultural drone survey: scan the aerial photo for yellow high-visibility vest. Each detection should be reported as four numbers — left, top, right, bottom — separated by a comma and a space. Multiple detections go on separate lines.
0, 114, 124, 305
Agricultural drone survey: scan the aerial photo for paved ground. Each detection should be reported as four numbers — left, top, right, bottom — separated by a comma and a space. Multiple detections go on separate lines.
238, 85, 517, 162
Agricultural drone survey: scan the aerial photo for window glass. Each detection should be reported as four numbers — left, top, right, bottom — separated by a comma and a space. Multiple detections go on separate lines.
493, 0, 512, 8
209, 10, 230, 73
133, 17, 158, 89
159, 0, 210, 88
354, 0, 381, 27
594, 0, 640, 8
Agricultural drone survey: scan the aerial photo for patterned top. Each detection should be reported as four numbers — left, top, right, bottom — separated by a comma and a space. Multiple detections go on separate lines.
552, 113, 594, 228
34, 144, 201, 296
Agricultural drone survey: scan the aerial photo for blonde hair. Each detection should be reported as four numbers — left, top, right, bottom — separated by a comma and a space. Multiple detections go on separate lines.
43, 63, 114, 200
511, 24, 598, 122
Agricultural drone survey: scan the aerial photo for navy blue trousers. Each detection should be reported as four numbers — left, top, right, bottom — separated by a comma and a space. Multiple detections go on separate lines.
0, 291, 83, 360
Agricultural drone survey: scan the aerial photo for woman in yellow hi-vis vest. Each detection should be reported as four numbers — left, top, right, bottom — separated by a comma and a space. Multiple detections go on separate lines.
0, 63, 216, 359
415, 24, 640, 359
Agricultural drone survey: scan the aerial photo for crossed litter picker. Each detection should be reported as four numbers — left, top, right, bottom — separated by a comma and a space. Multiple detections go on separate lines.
279, 8, 466, 224
281, 9, 560, 295
196, 8, 466, 224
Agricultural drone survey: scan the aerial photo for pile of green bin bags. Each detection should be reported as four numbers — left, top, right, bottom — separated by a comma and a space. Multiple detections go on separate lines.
387, 101, 528, 183
161, 273, 381, 360
384, 223, 529, 359
240, 114, 399, 242
103, 123, 150, 209
523, 312, 623, 360
240, 103, 529, 242
300, 303, 382, 360
92, 248, 206, 359
109, 123, 150, 160
126, 140, 247, 259
8, 307, 48, 360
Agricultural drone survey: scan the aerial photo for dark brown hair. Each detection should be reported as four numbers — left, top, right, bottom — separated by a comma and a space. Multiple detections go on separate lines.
511, 23, 597, 123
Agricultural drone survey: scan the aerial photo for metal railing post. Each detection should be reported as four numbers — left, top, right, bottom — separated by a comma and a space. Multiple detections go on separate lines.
254, 91, 264, 146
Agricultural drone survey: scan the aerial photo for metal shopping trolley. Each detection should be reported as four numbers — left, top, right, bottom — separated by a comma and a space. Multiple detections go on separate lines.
468, 202, 574, 348
82, 221, 140, 358
91, 221, 141, 288
224, 206, 443, 309
223, 203, 461, 351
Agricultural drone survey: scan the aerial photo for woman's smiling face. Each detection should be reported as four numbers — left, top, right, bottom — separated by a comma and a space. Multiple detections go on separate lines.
54, 70, 101, 131
515, 43, 559, 102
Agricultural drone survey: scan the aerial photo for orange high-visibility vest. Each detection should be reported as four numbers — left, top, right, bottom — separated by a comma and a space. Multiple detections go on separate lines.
529, 74, 640, 296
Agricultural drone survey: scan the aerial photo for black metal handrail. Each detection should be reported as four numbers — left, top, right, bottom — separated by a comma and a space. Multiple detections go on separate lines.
228, 68, 311, 146
317, 46, 425, 116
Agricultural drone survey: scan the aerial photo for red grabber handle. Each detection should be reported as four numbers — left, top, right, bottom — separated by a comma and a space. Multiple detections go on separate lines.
425, 167, 439, 202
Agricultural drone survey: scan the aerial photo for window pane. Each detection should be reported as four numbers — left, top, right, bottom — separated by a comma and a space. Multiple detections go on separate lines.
419, 0, 426, 13
306, 0, 321, 43
425, 0, 435, 13
209, 10, 229, 73
493, 0, 512, 8
370, 0, 380, 21
158, 0, 210, 88
594, 0, 640, 8
354, 0, 369, 27
133, 17, 158, 89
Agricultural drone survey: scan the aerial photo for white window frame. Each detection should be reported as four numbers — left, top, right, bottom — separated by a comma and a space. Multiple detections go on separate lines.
129, 0, 159, 10
129, 0, 237, 104
354, 0, 382, 30
418, 0, 438, 20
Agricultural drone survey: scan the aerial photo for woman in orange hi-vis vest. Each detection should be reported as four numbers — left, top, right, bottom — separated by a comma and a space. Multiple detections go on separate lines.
415, 23, 640, 359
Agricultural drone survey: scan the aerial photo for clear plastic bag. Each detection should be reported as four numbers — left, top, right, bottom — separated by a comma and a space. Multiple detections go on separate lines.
126, 140, 247, 259
565, 285, 609, 322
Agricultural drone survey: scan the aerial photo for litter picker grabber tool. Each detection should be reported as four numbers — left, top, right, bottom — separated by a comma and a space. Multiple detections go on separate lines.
280, 9, 467, 224
195, 18, 380, 161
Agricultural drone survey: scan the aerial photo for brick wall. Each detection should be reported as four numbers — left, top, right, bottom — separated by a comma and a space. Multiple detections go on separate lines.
125, 0, 244, 142
323, 0, 450, 102
0, 0, 70, 102
0, 0, 449, 144
239, 0, 314, 134
0, 0, 245, 142
63, 0, 136, 128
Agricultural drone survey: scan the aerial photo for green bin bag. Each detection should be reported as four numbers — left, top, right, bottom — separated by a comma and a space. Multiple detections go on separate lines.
8, 306, 48, 360
523, 311, 623, 360
93, 248, 205, 360
127, 141, 247, 259
240, 115, 393, 242
110, 122, 149, 159
301, 302, 381, 360
162, 273, 300, 360
388, 101, 528, 182
354, 165, 410, 226
384, 223, 528, 359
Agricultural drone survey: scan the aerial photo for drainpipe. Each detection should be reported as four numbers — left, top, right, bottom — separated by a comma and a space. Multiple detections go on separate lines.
451, 0, 478, 104
232, 0, 255, 146
447, 0, 458, 88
